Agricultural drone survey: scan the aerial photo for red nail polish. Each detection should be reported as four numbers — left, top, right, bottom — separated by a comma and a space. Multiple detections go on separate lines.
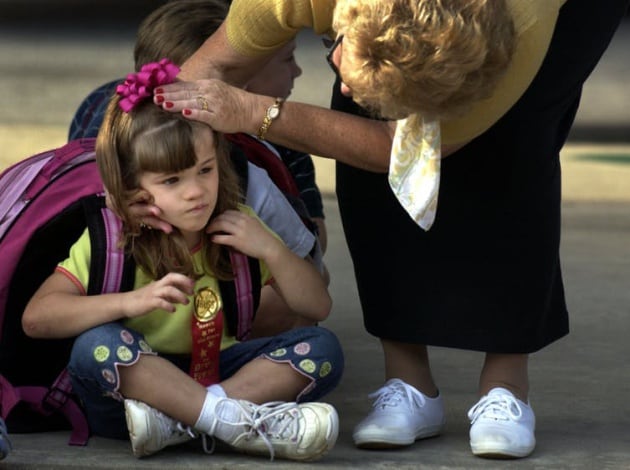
155, 95, 164, 104
165, 101, 173, 109
155, 88, 163, 94
183, 109, 192, 116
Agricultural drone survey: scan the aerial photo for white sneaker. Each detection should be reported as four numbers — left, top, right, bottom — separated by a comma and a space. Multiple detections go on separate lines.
210, 399, 338, 461
468, 387, 536, 458
124, 399, 195, 458
352, 378, 445, 449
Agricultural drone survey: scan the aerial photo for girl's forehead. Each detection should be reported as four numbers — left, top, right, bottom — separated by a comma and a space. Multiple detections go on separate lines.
193, 125, 215, 144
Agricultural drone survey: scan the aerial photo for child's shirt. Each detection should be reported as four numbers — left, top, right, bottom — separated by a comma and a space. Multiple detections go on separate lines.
56, 206, 273, 354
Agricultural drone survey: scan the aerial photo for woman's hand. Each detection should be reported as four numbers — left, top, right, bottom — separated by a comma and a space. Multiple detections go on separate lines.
154, 79, 260, 135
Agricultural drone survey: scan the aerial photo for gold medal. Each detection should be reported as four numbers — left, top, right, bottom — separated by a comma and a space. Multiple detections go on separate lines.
194, 287, 220, 322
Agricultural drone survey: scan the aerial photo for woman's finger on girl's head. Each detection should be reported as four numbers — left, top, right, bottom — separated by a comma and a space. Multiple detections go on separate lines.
182, 108, 207, 121
154, 82, 199, 102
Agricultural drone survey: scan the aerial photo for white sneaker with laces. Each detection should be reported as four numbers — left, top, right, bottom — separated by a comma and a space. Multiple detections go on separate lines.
209, 399, 338, 461
468, 387, 536, 458
352, 378, 445, 449
124, 399, 195, 458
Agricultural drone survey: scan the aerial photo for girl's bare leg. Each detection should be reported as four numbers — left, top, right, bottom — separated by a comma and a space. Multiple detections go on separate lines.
119, 354, 310, 426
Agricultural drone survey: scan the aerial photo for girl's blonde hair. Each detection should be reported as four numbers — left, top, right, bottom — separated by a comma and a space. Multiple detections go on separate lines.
333, 0, 516, 120
96, 97, 242, 281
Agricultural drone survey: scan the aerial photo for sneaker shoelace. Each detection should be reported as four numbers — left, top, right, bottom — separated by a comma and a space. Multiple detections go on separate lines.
216, 400, 302, 461
370, 380, 427, 412
201, 434, 216, 455
154, 410, 196, 442
467, 392, 523, 424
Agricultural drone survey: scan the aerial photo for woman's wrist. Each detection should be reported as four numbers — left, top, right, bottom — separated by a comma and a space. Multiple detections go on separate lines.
256, 97, 284, 140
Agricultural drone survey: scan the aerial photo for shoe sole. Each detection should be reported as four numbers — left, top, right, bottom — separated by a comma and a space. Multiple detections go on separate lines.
354, 425, 443, 449
471, 442, 535, 459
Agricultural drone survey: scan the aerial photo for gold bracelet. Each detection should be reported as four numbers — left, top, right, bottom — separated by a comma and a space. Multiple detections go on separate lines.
256, 97, 284, 140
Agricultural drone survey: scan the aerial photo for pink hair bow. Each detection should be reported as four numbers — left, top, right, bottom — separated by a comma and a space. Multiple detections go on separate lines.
116, 58, 180, 112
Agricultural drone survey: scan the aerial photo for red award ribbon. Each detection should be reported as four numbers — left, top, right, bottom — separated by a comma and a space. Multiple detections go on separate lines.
190, 286, 223, 386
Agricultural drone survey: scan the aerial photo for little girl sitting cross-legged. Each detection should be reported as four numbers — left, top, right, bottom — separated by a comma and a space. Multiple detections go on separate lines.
22, 59, 343, 462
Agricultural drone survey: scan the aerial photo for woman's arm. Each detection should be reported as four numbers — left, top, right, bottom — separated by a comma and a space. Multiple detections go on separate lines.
179, 0, 336, 84
179, 22, 270, 85
22, 271, 194, 339
156, 80, 395, 172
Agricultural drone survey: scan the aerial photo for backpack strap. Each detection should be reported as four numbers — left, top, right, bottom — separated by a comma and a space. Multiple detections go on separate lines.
82, 195, 135, 295
229, 144, 250, 196
1, 371, 89, 446
221, 251, 261, 341
226, 133, 301, 198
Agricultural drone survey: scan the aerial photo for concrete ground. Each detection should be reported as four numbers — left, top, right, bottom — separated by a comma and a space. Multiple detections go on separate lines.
1, 4, 629, 469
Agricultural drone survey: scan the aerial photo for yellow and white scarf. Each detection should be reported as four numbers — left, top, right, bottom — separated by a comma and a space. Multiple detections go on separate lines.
389, 114, 441, 230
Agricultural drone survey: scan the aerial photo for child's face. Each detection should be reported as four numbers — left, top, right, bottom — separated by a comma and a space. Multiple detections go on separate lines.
245, 40, 302, 99
138, 128, 219, 247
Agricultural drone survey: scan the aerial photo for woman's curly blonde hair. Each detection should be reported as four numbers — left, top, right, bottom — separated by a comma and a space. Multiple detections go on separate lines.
333, 0, 516, 120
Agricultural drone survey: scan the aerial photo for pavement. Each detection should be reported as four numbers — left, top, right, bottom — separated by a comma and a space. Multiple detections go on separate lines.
1, 5, 630, 470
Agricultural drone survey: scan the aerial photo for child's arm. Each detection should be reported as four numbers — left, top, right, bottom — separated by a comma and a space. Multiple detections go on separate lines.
22, 271, 194, 339
208, 210, 332, 321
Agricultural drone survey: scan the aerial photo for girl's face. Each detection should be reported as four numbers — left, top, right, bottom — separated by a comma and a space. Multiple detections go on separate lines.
245, 40, 302, 99
138, 127, 219, 248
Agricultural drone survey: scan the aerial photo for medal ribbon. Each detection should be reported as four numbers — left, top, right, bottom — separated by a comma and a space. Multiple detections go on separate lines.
190, 287, 223, 386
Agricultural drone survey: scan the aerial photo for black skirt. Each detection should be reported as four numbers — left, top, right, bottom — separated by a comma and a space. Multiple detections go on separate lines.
332, 0, 629, 353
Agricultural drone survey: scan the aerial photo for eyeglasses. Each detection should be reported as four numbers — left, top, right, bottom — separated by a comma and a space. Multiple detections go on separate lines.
322, 34, 344, 77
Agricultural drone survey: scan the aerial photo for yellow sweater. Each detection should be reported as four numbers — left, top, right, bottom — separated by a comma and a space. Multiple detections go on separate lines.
225, 0, 567, 145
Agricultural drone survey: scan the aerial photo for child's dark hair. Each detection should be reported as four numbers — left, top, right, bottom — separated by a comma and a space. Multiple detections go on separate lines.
96, 97, 242, 280
134, 0, 229, 69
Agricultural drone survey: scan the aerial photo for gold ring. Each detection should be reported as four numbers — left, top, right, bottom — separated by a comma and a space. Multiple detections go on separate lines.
196, 96, 209, 111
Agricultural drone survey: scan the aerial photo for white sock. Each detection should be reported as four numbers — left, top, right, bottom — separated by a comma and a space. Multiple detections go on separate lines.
194, 384, 226, 433
194, 391, 221, 434
195, 387, 248, 442
207, 384, 227, 398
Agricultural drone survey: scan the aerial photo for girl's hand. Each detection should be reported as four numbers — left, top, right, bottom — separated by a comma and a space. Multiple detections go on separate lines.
207, 210, 281, 261
111, 189, 173, 234
209, 210, 332, 322
123, 273, 195, 318
154, 79, 259, 135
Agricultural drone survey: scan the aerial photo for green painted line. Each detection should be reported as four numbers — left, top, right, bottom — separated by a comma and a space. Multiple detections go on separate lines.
572, 153, 630, 165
